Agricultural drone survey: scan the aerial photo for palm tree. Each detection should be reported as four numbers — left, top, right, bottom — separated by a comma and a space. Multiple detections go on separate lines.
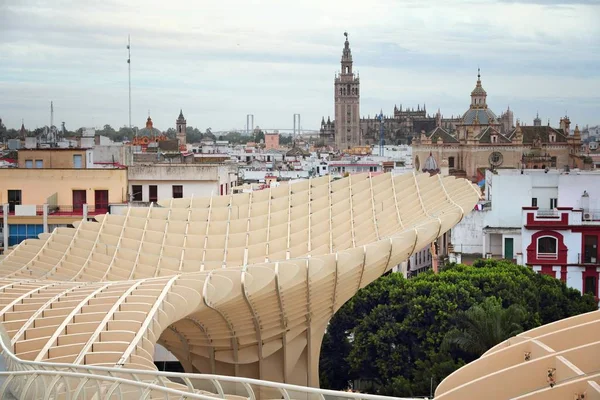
442, 297, 527, 357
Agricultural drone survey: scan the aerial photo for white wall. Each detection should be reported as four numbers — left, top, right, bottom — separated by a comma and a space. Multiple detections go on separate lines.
489, 234, 502, 256
531, 173, 559, 209
450, 210, 486, 254
486, 174, 532, 228
129, 181, 220, 202
242, 170, 309, 182
567, 266, 585, 293
558, 174, 600, 210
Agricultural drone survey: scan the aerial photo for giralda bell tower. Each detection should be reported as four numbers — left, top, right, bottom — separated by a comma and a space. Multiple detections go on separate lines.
334, 32, 361, 150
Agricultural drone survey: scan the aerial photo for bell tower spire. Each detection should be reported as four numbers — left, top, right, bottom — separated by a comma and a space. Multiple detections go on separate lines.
176, 109, 187, 147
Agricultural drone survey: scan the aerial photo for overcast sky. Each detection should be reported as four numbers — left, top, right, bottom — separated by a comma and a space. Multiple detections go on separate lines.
1, 0, 599, 133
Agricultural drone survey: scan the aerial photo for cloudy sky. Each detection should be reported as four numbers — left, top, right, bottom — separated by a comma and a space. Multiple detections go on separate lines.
1, 0, 599, 133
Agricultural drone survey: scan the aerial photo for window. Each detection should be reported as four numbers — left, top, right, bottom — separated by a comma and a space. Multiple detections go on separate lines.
531, 198, 538, 207
131, 185, 143, 202
8, 224, 43, 246
584, 276, 597, 297
25, 160, 33, 169
448, 156, 455, 168
172, 185, 183, 199
584, 235, 598, 263
35, 160, 43, 168
538, 236, 557, 254
73, 154, 83, 169
8, 190, 22, 212
550, 198, 558, 209
149, 185, 158, 203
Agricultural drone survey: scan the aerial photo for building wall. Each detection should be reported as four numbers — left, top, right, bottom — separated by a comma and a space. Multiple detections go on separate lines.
450, 210, 486, 254
93, 145, 134, 166
412, 144, 572, 181
0, 168, 128, 206
485, 171, 534, 228
17, 149, 89, 169
264, 134, 279, 150
128, 164, 238, 201
559, 174, 600, 210
129, 181, 221, 202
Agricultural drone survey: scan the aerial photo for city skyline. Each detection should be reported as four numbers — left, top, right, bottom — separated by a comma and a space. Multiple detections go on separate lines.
1, 0, 599, 132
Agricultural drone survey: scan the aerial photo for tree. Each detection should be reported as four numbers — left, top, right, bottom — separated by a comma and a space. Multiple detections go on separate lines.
320, 260, 597, 397
165, 127, 177, 139
204, 128, 215, 140
254, 130, 264, 143
279, 134, 293, 146
442, 297, 527, 357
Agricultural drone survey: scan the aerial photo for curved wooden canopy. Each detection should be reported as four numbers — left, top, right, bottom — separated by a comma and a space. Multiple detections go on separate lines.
436, 310, 600, 399
0, 172, 479, 395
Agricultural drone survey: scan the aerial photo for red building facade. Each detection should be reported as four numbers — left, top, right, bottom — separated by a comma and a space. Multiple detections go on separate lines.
522, 207, 600, 299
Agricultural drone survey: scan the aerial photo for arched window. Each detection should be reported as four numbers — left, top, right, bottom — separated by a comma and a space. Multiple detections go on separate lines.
538, 236, 557, 254
347, 84, 351, 94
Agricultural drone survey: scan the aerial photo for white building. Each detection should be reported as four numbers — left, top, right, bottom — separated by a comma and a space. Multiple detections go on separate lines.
522, 207, 600, 298
450, 169, 600, 264
128, 163, 238, 203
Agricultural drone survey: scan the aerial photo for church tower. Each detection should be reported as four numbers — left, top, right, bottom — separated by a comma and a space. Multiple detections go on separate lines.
176, 109, 187, 147
334, 32, 360, 150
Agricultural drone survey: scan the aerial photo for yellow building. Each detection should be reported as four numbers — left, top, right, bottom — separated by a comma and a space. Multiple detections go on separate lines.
17, 148, 92, 169
0, 168, 127, 249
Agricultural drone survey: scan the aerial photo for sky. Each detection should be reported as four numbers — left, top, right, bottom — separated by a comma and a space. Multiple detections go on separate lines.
1, 0, 599, 134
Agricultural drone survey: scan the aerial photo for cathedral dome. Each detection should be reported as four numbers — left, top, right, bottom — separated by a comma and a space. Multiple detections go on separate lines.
137, 116, 162, 136
461, 108, 498, 125
461, 69, 499, 126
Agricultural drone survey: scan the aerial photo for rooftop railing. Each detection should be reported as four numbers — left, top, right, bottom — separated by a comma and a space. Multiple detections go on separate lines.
0, 204, 112, 217
0, 326, 422, 400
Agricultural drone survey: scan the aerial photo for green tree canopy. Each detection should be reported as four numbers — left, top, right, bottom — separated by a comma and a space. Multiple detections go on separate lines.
442, 296, 527, 357
320, 260, 597, 397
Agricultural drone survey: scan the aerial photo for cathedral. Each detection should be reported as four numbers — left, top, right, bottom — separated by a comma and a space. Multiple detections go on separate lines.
319, 34, 481, 148
320, 34, 581, 182
412, 71, 582, 182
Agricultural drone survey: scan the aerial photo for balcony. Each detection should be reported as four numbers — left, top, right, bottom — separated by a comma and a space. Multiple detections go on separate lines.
0, 204, 112, 217
536, 208, 559, 218
577, 252, 599, 264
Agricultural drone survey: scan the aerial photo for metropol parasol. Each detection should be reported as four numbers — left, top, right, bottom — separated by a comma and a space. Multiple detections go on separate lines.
0, 172, 595, 399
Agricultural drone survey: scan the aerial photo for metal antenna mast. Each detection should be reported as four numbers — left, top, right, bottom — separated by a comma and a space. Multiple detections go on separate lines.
127, 35, 132, 128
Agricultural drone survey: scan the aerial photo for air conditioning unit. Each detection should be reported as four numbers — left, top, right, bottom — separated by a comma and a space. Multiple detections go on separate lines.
584, 213, 592, 220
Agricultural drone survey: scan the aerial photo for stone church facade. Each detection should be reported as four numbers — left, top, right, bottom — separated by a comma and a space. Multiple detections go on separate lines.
412, 71, 582, 182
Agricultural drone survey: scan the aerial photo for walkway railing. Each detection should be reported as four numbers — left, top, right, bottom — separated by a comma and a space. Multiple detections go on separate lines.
0, 327, 423, 400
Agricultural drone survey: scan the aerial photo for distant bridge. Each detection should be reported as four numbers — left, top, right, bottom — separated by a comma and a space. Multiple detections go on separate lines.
211, 128, 320, 136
